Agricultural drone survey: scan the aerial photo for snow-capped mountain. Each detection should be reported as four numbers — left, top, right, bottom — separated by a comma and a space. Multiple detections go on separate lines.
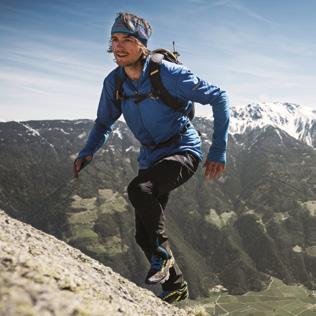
229, 102, 316, 148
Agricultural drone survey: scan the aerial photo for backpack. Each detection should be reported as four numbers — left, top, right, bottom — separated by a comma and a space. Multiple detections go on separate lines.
114, 48, 195, 120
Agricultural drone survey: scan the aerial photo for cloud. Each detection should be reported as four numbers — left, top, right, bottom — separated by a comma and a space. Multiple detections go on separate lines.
1, 0, 315, 120
0, 24, 113, 121
0, 23, 114, 80
212, 0, 276, 25
0, 67, 101, 120
184, 0, 276, 25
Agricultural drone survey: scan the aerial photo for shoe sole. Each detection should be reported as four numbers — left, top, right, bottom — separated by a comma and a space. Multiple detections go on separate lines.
146, 269, 170, 284
160, 286, 189, 304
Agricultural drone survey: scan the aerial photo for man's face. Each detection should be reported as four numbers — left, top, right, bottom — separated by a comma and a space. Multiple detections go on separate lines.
111, 33, 143, 67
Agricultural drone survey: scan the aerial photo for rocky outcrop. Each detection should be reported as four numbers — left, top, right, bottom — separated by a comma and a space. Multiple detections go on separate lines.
0, 210, 189, 316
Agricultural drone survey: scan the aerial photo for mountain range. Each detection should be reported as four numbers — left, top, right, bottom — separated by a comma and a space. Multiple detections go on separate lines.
0, 102, 315, 299
230, 102, 316, 147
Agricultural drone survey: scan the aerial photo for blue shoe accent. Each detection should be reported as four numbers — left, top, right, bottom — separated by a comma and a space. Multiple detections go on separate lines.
151, 253, 164, 271
145, 245, 174, 284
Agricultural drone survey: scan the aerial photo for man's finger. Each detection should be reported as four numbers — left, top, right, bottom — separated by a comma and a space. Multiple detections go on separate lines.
203, 161, 225, 180
73, 156, 93, 178
215, 164, 225, 178
75, 159, 83, 172
213, 167, 222, 179
204, 161, 213, 176
207, 161, 216, 179
73, 158, 83, 178
208, 165, 217, 178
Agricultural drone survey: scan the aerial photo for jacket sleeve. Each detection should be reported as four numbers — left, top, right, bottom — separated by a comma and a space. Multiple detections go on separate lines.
78, 74, 121, 158
175, 67, 230, 164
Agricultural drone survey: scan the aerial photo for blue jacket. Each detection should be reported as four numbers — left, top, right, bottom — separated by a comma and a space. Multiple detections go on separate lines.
78, 56, 230, 169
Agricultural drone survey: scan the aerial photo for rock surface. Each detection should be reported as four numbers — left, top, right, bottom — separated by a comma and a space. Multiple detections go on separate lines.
0, 210, 189, 316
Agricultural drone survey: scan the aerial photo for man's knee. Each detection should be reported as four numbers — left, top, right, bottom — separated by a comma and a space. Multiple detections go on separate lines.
127, 177, 154, 205
127, 178, 141, 204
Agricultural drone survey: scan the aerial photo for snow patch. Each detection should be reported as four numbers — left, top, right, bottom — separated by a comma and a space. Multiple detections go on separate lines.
230, 102, 316, 147
57, 128, 70, 135
18, 122, 57, 153
20, 122, 40, 137
125, 146, 138, 152
113, 129, 122, 139
47, 127, 70, 134
274, 129, 284, 143
78, 132, 87, 139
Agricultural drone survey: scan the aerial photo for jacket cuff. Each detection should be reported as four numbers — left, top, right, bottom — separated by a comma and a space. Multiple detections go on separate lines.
77, 149, 93, 160
207, 146, 226, 164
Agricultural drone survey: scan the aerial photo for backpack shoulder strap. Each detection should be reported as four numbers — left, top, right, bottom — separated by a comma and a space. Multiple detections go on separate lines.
114, 68, 124, 111
149, 54, 183, 112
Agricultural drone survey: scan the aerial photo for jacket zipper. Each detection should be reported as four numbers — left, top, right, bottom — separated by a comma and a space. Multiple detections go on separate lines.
127, 79, 156, 146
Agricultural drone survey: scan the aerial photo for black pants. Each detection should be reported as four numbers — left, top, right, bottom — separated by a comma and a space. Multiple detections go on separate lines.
127, 152, 199, 291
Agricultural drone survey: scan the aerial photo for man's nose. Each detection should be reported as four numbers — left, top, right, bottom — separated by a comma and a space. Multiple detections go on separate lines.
115, 40, 124, 49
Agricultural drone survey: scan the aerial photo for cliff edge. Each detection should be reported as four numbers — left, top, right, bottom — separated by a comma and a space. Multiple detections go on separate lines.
0, 210, 190, 316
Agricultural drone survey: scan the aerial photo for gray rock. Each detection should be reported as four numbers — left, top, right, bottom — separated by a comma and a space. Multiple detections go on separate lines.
0, 210, 190, 316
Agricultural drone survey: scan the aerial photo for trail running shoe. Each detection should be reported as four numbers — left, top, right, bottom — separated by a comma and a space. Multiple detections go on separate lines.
145, 245, 174, 284
159, 281, 189, 304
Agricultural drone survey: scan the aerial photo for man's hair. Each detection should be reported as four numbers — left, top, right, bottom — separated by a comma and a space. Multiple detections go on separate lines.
118, 12, 152, 36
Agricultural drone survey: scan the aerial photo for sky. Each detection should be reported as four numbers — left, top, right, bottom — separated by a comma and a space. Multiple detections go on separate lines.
0, 0, 316, 121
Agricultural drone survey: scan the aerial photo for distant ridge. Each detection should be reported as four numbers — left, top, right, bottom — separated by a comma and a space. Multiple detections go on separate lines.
0, 103, 315, 298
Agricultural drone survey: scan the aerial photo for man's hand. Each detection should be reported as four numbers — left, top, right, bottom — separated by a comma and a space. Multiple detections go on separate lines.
203, 160, 225, 180
73, 155, 93, 178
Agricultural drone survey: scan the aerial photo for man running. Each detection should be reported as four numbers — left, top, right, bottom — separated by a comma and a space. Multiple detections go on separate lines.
74, 12, 230, 304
